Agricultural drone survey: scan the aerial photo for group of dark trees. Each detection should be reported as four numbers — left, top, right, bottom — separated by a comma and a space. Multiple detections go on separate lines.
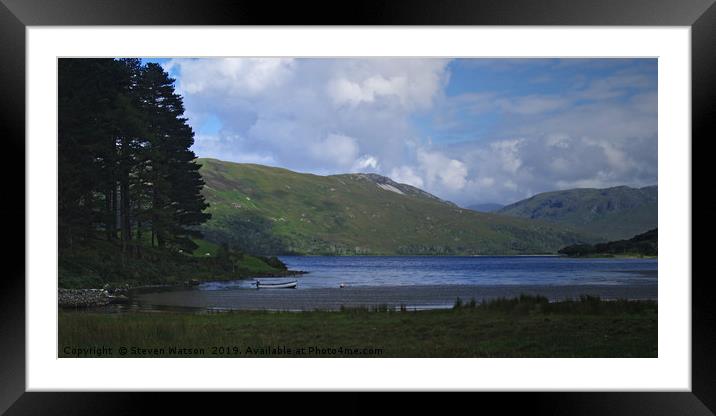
558, 228, 657, 257
59, 58, 210, 255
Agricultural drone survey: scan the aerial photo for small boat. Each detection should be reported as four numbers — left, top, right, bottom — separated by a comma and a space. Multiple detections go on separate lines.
255, 280, 298, 289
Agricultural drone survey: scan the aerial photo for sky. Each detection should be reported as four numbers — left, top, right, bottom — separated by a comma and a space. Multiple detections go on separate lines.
143, 58, 657, 207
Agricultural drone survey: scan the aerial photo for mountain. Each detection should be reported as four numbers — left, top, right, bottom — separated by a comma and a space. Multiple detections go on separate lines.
497, 185, 657, 241
466, 203, 504, 213
197, 158, 592, 255
558, 228, 657, 258
345, 173, 457, 207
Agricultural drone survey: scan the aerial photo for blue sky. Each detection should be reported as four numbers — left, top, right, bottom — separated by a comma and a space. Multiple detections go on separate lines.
143, 58, 657, 207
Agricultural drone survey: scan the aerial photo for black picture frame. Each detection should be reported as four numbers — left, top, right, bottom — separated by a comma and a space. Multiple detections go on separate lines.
1, 0, 709, 414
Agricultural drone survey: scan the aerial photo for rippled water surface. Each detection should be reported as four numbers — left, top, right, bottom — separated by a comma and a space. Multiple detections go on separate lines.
198, 256, 657, 291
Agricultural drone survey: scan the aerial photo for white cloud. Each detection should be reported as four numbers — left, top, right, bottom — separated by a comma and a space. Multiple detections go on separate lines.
309, 134, 360, 168
430, 65, 657, 205
328, 75, 408, 107
192, 133, 277, 166
476, 176, 495, 187
162, 58, 656, 207
415, 149, 468, 192
490, 139, 525, 174
326, 60, 447, 110
164, 58, 451, 177
451, 131, 655, 205
389, 166, 425, 188
167, 58, 295, 96
546, 134, 571, 149
352, 154, 380, 172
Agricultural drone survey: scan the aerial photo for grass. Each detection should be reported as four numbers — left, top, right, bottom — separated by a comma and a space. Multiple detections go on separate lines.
192, 239, 222, 257
58, 296, 657, 358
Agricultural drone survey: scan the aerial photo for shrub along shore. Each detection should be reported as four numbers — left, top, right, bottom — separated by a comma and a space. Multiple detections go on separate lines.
59, 238, 304, 290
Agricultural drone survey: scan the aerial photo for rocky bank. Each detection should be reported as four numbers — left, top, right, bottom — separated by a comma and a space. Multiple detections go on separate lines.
58, 287, 129, 308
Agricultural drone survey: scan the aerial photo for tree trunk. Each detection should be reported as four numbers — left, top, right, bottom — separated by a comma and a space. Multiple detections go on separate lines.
120, 176, 131, 252
107, 188, 116, 240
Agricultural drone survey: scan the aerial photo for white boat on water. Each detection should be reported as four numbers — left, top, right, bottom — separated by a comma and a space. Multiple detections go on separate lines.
255, 280, 298, 289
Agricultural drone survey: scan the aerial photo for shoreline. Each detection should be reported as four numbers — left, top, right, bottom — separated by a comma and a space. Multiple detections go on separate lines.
58, 269, 308, 307
126, 283, 657, 312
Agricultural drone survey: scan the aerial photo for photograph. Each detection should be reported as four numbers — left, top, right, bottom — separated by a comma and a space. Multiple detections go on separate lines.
57, 57, 659, 358
2, 0, 706, 409
0, 0, 710, 408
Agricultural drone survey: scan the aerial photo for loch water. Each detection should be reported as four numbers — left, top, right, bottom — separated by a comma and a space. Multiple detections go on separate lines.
198, 256, 658, 291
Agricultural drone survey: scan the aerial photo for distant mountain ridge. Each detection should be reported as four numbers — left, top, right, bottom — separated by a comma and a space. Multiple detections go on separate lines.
334, 173, 457, 207
197, 158, 591, 255
497, 185, 657, 241
466, 203, 505, 213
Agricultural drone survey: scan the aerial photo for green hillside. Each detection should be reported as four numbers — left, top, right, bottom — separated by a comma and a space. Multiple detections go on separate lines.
497, 186, 657, 241
197, 158, 593, 255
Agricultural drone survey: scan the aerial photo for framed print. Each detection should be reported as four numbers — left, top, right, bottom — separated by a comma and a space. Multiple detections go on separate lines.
1, 0, 711, 414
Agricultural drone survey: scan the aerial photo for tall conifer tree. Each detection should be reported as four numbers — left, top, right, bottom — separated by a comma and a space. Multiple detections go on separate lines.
59, 59, 210, 254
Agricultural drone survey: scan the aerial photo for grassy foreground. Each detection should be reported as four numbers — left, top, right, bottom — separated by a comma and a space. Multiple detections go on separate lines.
59, 296, 657, 358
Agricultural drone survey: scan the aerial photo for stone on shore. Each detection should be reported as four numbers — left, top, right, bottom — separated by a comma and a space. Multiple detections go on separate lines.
58, 288, 129, 308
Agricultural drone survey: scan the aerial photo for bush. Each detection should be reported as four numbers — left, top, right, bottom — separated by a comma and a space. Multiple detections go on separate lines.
258, 255, 288, 270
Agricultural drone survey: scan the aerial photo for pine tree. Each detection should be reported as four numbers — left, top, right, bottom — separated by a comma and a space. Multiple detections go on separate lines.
113, 58, 146, 253
137, 63, 210, 252
59, 58, 127, 247
59, 59, 210, 255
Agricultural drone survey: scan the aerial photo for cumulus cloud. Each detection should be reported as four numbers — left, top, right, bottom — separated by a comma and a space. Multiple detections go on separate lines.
166, 58, 295, 96
416, 149, 468, 192
328, 75, 408, 107
191, 133, 277, 166
490, 139, 525, 174
421, 61, 657, 205
352, 154, 380, 172
165, 58, 450, 176
325, 59, 448, 110
450, 131, 656, 205
389, 166, 424, 188
308, 134, 360, 168
161, 58, 656, 207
